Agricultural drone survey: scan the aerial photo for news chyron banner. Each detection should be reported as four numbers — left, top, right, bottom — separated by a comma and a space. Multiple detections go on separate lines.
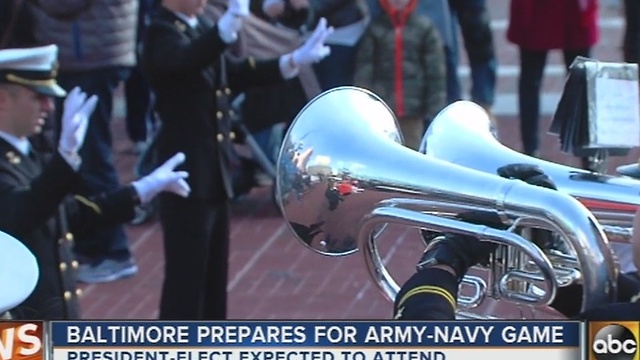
45, 321, 579, 360
0, 322, 44, 360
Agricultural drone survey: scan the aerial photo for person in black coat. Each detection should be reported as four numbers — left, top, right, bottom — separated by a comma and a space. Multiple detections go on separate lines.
0, 0, 37, 48
0, 44, 191, 319
395, 164, 640, 321
142, 0, 333, 319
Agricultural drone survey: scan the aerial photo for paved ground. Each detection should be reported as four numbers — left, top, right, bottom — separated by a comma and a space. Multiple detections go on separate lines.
78, 0, 640, 320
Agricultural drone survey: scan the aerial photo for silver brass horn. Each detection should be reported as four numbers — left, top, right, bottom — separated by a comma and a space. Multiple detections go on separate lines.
276, 86, 617, 318
420, 101, 640, 271
421, 101, 640, 240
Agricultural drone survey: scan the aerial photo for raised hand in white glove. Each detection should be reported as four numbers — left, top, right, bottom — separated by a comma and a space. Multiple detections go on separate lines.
218, 0, 250, 43
290, 18, 333, 67
59, 87, 97, 156
131, 152, 191, 204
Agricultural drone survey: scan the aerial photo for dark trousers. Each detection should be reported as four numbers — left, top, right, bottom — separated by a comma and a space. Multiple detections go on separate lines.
158, 193, 230, 320
124, 65, 156, 143
313, 44, 357, 91
624, 0, 640, 63
445, 44, 461, 104
518, 48, 590, 155
56, 67, 132, 262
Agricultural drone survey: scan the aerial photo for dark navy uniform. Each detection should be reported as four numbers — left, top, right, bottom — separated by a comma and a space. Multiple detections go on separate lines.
0, 140, 138, 320
142, 6, 285, 320
394, 265, 640, 321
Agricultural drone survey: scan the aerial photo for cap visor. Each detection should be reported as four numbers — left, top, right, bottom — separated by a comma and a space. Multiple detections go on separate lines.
0, 231, 39, 314
30, 83, 67, 98
617, 163, 640, 179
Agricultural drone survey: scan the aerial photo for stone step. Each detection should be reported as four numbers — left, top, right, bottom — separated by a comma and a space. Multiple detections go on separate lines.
490, 17, 624, 31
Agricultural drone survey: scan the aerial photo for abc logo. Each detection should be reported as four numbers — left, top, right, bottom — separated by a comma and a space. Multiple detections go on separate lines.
592, 324, 638, 360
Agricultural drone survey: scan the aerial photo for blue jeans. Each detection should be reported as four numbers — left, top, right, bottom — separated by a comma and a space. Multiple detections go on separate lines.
56, 66, 132, 262
448, 0, 496, 106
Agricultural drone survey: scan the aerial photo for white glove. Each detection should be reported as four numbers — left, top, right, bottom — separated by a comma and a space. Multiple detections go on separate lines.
218, 0, 250, 43
228, 0, 250, 17
59, 87, 98, 155
131, 152, 191, 204
290, 18, 333, 67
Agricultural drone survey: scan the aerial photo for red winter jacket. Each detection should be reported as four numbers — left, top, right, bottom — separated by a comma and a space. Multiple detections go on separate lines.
506, 0, 599, 51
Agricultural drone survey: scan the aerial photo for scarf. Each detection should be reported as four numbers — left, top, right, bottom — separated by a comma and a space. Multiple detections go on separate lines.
379, 0, 418, 117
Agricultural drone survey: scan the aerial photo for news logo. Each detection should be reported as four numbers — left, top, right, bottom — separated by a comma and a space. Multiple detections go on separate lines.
589, 322, 640, 360
0, 322, 43, 360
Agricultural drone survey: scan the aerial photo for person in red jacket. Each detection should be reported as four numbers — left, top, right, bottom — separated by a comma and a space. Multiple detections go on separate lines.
506, 0, 598, 159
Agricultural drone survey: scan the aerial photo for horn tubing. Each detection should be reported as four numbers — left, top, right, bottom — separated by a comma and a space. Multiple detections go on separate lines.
421, 100, 640, 243
360, 207, 559, 306
277, 87, 618, 317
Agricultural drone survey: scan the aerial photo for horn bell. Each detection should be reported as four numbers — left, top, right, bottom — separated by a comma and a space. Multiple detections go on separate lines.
276, 86, 403, 256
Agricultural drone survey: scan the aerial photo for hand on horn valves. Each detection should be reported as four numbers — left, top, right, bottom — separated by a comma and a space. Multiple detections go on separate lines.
497, 163, 557, 190
497, 163, 564, 251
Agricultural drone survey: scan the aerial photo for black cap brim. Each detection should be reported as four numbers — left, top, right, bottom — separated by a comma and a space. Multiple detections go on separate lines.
29, 83, 67, 97
617, 163, 640, 179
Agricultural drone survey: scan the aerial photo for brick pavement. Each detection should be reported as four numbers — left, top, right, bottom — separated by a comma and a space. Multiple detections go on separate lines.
78, 0, 640, 320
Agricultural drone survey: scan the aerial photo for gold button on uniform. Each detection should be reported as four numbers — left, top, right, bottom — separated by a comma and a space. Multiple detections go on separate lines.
216, 111, 223, 120
224, 88, 231, 95
76, 289, 83, 297
229, 132, 236, 140
217, 134, 224, 142
71, 260, 79, 269
65, 232, 74, 241
60, 263, 67, 271
64, 291, 72, 301
216, 90, 222, 97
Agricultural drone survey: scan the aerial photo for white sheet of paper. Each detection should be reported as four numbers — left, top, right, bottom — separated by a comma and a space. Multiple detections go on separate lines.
594, 77, 640, 147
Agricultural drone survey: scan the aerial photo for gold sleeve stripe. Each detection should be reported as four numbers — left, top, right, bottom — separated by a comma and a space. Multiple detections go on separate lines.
73, 195, 102, 215
396, 285, 456, 311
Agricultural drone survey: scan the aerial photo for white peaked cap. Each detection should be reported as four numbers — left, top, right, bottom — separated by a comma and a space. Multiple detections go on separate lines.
0, 231, 39, 314
0, 44, 66, 97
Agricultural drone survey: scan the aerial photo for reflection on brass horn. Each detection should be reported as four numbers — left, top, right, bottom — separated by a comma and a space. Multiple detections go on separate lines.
276, 87, 617, 319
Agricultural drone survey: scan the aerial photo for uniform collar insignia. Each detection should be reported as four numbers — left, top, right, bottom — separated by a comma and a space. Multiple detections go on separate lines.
174, 20, 187, 33
5, 151, 20, 164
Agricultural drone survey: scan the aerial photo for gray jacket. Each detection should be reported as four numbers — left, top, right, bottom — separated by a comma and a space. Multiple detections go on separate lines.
30, 0, 138, 71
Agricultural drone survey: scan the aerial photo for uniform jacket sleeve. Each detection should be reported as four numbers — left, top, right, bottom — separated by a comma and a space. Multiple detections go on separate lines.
144, 18, 229, 76
63, 186, 137, 234
226, 56, 284, 93
393, 268, 458, 321
0, 153, 135, 236
144, 14, 284, 92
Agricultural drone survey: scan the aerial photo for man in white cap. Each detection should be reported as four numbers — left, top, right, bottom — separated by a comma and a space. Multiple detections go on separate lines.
0, 44, 191, 320
0, 230, 39, 319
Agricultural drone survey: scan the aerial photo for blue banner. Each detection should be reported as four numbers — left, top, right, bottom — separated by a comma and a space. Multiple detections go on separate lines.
50, 321, 580, 348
